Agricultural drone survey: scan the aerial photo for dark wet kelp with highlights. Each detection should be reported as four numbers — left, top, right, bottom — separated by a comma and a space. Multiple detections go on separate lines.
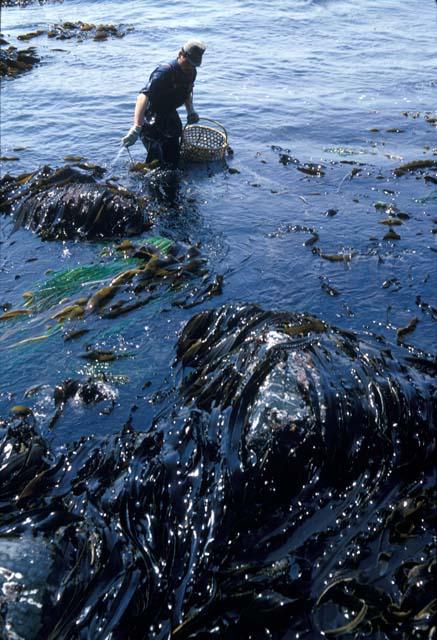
1, 165, 151, 240
0, 304, 435, 638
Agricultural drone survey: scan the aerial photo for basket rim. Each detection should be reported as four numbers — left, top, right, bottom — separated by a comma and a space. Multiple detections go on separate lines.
183, 118, 228, 142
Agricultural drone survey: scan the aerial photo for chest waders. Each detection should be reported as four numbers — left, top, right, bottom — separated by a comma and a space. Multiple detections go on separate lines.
140, 63, 194, 169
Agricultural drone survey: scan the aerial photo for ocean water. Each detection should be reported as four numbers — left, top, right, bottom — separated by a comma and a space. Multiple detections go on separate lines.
0, 4, 436, 636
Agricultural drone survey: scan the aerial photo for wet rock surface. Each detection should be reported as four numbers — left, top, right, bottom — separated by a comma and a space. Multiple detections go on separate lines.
46, 21, 131, 41
0, 45, 39, 78
0, 304, 434, 639
0, 0, 61, 6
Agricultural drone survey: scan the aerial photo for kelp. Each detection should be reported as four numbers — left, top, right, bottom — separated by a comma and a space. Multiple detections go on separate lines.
0, 309, 31, 320
3, 239, 218, 339
17, 30, 46, 41
397, 316, 419, 340
28, 258, 142, 311
0, 303, 435, 638
312, 246, 355, 262
394, 159, 437, 177
13, 182, 149, 240
383, 228, 401, 241
379, 217, 403, 225
297, 162, 326, 176
46, 240, 209, 318
0, 165, 96, 214
0, 164, 150, 240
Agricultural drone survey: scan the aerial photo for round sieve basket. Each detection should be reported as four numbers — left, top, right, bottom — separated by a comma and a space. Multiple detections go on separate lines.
181, 118, 228, 162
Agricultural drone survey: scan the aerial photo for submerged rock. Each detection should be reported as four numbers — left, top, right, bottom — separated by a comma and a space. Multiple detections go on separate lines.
0, 304, 435, 638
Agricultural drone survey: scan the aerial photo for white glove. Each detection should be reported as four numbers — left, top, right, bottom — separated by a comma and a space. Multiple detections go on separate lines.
122, 125, 142, 147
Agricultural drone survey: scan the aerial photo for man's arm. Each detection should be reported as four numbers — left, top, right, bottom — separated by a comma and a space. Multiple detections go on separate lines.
134, 93, 149, 128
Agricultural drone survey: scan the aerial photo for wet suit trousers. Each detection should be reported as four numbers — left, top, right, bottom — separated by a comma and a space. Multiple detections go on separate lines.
142, 135, 180, 169
140, 111, 182, 170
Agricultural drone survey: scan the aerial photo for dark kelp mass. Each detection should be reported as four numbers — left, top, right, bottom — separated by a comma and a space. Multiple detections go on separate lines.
0, 165, 97, 214
12, 182, 149, 239
0, 304, 435, 638
1, 165, 151, 239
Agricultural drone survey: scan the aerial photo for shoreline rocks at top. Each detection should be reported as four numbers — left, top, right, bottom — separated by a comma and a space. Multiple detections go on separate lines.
14, 21, 132, 43
0, 0, 62, 6
0, 44, 39, 78
46, 21, 132, 41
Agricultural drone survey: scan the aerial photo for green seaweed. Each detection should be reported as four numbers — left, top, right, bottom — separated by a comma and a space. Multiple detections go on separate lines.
32, 258, 140, 311
144, 236, 174, 253
31, 237, 174, 311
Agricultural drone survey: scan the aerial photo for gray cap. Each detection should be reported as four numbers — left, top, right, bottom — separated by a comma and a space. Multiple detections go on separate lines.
182, 39, 206, 67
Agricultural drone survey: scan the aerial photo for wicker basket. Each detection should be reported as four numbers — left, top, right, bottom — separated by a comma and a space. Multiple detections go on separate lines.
181, 118, 228, 162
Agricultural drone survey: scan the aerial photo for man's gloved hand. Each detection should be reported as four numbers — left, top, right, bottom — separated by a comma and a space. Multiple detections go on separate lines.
187, 111, 199, 125
122, 125, 142, 147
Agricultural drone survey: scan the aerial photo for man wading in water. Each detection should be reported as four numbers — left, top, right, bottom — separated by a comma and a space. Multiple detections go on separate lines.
122, 39, 206, 169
